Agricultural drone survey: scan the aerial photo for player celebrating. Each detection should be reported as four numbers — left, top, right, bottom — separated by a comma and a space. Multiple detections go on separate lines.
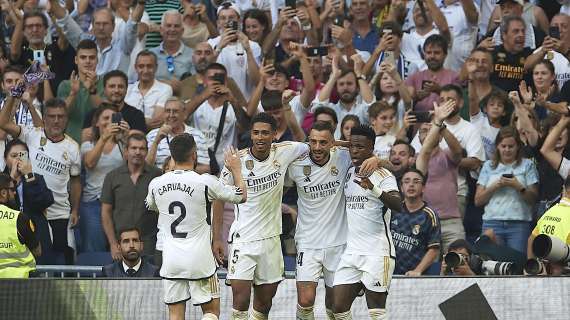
216, 113, 309, 320
145, 134, 247, 320
286, 121, 380, 320
332, 125, 402, 320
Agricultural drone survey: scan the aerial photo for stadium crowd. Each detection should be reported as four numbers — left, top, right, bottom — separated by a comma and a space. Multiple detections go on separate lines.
1, 0, 570, 318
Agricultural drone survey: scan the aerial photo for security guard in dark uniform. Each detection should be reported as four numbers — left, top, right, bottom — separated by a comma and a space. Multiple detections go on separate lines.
0, 173, 40, 278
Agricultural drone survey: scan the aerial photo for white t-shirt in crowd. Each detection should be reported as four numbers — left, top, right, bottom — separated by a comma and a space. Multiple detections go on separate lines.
258, 95, 309, 125
344, 167, 398, 257
208, 36, 262, 99
470, 112, 500, 161
190, 101, 237, 169
19, 126, 81, 220
146, 124, 209, 169
286, 146, 351, 249
439, 0, 479, 72
312, 95, 373, 139
374, 134, 397, 160
533, 48, 570, 89
401, 29, 439, 71
80, 141, 124, 202
220, 142, 309, 243
125, 80, 173, 119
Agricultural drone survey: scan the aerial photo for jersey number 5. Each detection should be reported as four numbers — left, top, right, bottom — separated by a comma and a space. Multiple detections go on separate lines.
169, 201, 188, 238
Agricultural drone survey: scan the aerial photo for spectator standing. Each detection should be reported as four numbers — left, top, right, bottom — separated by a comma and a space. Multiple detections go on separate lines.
491, 0, 545, 49
0, 173, 40, 278
143, 0, 182, 49
181, 1, 216, 49
102, 227, 159, 277
49, 0, 145, 76
475, 127, 539, 254
101, 133, 162, 260
150, 10, 195, 94
125, 51, 173, 130
81, 104, 128, 252
3, 140, 53, 265
391, 168, 441, 275
0, 97, 81, 265
243, 9, 270, 45
350, 0, 379, 54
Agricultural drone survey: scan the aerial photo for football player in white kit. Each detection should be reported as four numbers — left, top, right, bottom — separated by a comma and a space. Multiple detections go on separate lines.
216, 113, 309, 320
286, 121, 381, 320
332, 125, 402, 320
145, 134, 247, 320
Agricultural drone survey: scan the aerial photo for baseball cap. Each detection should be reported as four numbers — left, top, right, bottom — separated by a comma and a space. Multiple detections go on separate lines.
217, 1, 241, 17
496, 0, 524, 6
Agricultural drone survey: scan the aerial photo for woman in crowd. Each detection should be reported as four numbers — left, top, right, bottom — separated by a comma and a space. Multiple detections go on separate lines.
372, 61, 412, 135
522, 60, 562, 120
4, 139, 54, 264
340, 114, 360, 141
243, 9, 270, 45
475, 127, 539, 254
80, 103, 128, 252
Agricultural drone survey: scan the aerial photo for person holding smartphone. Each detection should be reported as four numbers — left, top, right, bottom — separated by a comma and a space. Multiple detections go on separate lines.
475, 127, 539, 254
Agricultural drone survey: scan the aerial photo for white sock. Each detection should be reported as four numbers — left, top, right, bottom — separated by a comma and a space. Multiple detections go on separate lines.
230, 309, 248, 320
201, 313, 218, 320
333, 310, 352, 320
296, 304, 315, 320
251, 308, 268, 320
326, 308, 335, 320
368, 308, 387, 320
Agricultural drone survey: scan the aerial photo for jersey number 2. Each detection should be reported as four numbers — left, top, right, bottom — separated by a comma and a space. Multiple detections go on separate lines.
169, 201, 188, 238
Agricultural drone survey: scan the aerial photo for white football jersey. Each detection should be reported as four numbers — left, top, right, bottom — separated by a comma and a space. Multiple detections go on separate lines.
146, 170, 244, 279
286, 146, 351, 249
343, 167, 398, 257
221, 142, 309, 243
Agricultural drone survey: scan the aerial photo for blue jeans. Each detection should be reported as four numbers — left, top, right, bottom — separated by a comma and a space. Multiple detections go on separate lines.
482, 220, 530, 254
79, 199, 108, 252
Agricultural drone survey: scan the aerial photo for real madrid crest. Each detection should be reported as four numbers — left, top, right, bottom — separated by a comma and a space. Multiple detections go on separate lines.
245, 160, 254, 171
412, 224, 420, 235
273, 160, 281, 169
331, 166, 338, 176
40, 137, 47, 147
62, 151, 68, 161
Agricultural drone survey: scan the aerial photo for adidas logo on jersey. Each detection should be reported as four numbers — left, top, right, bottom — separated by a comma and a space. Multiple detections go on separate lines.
248, 171, 255, 177
373, 281, 382, 287
304, 176, 311, 182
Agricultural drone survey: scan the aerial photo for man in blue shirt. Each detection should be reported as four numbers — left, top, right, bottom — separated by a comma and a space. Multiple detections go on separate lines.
391, 168, 441, 275
350, 0, 380, 54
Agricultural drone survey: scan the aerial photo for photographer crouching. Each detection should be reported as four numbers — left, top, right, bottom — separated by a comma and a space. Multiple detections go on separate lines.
525, 176, 570, 276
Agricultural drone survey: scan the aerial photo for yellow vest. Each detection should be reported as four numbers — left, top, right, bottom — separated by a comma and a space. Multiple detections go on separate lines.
0, 206, 36, 278
533, 198, 570, 244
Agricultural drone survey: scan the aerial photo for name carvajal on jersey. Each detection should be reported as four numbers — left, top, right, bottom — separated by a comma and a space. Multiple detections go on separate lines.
156, 182, 196, 196
303, 180, 341, 199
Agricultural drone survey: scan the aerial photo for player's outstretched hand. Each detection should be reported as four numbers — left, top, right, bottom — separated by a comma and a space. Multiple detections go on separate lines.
360, 157, 379, 176
354, 176, 373, 190
212, 240, 225, 265
224, 146, 241, 173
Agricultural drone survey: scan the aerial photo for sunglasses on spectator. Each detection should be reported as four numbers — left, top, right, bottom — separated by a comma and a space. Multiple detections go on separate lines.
166, 56, 175, 74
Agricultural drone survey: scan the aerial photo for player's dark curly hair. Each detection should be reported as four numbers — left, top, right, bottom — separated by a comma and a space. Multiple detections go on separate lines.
169, 133, 196, 163
251, 112, 277, 131
350, 124, 375, 142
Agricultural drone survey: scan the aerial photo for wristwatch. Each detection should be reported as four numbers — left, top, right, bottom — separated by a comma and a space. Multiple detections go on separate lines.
434, 121, 446, 130
356, 74, 367, 81
24, 173, 34, 181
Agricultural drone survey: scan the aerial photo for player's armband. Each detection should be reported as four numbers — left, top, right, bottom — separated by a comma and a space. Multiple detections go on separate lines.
371, 185, 383, 198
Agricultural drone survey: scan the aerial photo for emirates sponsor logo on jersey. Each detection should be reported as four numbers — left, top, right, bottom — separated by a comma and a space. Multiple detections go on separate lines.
246, 171, 281, 192
345, 195, 368, 210
303, 180, 341, 199
392, 232, 421, 251
35, 152, 67, 175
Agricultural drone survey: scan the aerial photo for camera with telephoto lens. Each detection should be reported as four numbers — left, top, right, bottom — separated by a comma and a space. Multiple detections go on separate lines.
524, 258, 546, 275
532, 234, 570, 263
444, 252, 514, 275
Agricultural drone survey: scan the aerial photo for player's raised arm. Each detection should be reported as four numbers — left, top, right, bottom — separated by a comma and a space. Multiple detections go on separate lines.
224, 146, 247, 203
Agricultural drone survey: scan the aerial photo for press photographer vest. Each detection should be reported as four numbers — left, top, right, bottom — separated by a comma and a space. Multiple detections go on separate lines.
536, 198, 570, 244
0, 207, 36, 278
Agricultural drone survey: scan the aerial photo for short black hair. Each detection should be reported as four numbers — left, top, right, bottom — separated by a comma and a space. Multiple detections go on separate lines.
103, 70, 128, 87
251, 112, 277, 131
3, 139, 28, 161
126, 133, 148, 148
310, 120, 335, 137
350, 124, 375, 142
402, 168, 427, 185
448, 239, 473, 255
135, 50, 157, 65
2, 65, 24, 81
440, 84, 463, 99
169, 133, 196, 163
392, 139, 415, 157
260, 90, 283, 111
423, 34, 448, 55
0, 173, 11, 190
77, 39, 98, 52
118, 227, 142, 241
313, 107, 338, 125
379, 21, 403, 38
205, 62, 227, 75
